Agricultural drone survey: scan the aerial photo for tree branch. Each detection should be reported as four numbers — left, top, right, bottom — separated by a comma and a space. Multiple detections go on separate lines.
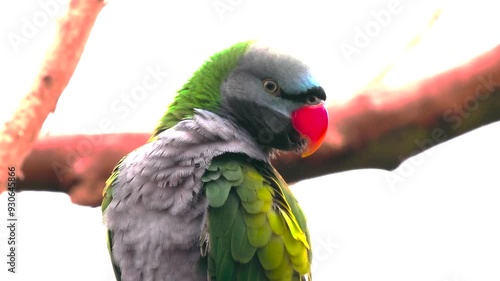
276, 44, 500, 181
0, 0, 105, 192
14, 44, 500, 206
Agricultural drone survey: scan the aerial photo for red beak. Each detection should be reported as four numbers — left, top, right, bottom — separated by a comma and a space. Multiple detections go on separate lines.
291, 103, 329, 157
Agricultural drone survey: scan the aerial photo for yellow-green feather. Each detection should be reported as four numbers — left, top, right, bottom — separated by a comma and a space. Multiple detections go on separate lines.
205, 154, 312, 280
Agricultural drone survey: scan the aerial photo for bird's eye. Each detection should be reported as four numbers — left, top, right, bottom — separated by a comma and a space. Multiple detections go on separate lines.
306, 95, 321, 105
263, 79, 280, 95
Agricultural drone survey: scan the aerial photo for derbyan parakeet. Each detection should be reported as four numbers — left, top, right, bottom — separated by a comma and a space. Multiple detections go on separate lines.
102, 41, 329, 281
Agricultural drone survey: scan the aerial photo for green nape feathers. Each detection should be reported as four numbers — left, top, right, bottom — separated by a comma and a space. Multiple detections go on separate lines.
151, 41, 253, 139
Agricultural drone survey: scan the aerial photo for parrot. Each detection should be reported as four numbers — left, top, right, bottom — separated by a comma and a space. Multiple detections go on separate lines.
101, 41, 329, 281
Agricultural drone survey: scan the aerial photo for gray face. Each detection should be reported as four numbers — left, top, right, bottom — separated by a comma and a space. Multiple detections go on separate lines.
219, 44, 326, 151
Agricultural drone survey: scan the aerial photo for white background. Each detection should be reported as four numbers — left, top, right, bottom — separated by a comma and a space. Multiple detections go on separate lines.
1, 0, 500, 280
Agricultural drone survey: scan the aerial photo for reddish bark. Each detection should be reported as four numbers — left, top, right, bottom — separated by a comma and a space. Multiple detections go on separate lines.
275, 44, 500, 182
14, 44, 500, 207
0, 0, 105, 192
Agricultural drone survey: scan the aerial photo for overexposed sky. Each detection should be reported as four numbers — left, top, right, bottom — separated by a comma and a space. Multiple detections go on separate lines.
1, 1, 500, 280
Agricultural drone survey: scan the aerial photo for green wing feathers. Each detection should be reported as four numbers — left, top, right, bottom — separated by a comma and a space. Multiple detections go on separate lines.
203, 154, 312, 280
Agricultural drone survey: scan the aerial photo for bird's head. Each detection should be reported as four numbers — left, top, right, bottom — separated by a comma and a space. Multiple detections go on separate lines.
220, 43, 328, 157
155, 41, 328, 157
